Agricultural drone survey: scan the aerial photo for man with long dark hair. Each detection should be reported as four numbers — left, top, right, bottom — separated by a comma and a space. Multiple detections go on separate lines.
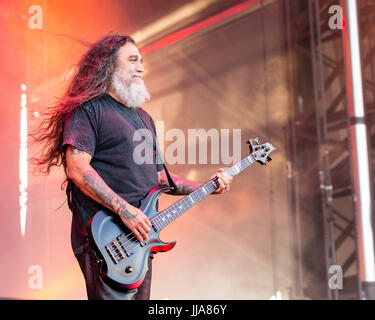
34, 34, 232, 300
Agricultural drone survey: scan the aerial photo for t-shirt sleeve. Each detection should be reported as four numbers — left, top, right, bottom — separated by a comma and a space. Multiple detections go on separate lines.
62, 103, 99, 156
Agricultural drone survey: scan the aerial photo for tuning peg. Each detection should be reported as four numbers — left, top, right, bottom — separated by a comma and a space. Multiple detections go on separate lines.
247, 137, 259, 146
267, 156, 272, 162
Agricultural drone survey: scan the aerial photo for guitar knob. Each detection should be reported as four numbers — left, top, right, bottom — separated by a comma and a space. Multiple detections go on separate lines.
125, 266, 134, 273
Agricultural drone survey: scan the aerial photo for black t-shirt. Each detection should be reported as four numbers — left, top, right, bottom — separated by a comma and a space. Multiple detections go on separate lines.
63, 94, 163, 253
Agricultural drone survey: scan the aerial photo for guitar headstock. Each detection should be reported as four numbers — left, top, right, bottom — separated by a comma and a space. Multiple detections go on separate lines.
247, 137, 276, 165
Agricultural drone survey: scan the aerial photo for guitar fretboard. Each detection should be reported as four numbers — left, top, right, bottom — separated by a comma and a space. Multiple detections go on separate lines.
150, 153, 257, 232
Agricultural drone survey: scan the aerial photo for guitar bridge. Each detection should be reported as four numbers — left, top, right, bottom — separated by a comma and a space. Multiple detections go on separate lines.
105, 235, 128, 264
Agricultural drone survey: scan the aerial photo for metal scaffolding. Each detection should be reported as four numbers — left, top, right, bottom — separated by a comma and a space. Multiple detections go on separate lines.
285, 0, 375, 299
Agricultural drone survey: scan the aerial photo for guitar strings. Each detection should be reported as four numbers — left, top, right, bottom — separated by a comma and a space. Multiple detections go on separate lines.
106, 157, 253, 258
107, 181, 220, 258
107, 171, 239, 257
107, 179, 222, 258
105, 154, 257, 258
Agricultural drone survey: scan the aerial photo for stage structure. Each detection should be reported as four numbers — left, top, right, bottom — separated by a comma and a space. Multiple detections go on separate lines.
285, 0, 375, 299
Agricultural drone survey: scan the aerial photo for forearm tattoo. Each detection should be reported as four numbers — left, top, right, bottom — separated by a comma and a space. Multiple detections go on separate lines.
81, 167, 137, 220
159, 171, 203, 195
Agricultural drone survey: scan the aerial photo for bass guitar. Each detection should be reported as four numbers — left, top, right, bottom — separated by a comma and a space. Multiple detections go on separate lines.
88, 138, 276, 289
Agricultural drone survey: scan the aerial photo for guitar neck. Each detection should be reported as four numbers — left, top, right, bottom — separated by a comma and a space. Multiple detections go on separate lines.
151, 154, 256, 232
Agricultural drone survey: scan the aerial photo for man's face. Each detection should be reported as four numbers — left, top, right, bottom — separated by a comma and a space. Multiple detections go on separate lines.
116, 42, 145, 84
110, 42, 150, 108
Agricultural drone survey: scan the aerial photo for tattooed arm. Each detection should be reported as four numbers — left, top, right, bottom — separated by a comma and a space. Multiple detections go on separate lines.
65, 145, 151, 241
157, 168, 233, 195
158, 170, 203, 195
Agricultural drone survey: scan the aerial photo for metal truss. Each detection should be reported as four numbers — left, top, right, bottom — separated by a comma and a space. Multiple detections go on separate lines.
285, 0, 375, 299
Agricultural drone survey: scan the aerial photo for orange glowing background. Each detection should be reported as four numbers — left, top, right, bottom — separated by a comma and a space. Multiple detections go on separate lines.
0, 0, 292, 299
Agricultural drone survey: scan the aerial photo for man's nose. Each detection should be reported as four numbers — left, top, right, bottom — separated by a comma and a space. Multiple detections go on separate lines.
136, 61, 144, 73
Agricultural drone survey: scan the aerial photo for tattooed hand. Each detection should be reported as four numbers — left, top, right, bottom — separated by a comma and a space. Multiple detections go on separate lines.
117, 203, 152, 242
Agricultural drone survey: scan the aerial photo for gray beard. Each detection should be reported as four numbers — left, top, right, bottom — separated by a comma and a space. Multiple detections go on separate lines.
110, 68, 150, 108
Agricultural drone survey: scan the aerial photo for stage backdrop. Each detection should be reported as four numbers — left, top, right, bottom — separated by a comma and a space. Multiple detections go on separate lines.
0, 0, 292, 299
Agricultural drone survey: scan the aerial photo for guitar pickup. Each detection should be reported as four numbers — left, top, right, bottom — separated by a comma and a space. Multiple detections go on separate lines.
140, 240, 148, 247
